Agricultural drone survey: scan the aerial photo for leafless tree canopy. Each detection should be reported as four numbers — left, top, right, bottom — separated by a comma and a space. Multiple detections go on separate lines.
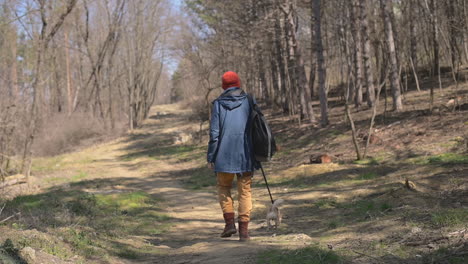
171, 0, 467, 157
0, 0, 173, 177
2, 0, 468, 175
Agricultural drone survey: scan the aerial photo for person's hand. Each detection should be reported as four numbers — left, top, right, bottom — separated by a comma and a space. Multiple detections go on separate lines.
207, 162, 214, 170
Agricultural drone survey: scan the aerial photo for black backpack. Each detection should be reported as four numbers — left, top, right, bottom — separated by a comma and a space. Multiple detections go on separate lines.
247, 95, 277, 162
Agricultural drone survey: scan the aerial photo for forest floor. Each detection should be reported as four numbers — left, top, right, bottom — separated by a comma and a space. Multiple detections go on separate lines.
0, 81, 467, 264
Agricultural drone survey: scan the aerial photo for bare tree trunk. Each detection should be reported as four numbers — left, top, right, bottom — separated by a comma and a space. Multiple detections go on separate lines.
423, 0, 439, 111
21, 0, 78, 177
428, 0, 440, 75
359, 0, 375, 107
340, 10, 361, 160
282, 3, 300, 122
298, 49, 315, 124
345, 103, 361, 160
408, 0, 420, 92
52, 49, 63, 113
350, 0, 363, 108
282, 1, 315, 124
363, 78, 386, 159
463, 1, 468, 64
10, 32, 18, 100
309, 8, 316, 99
380, 0, 403, 112
313, 0, 328, 126
445, 0, 458, 71
269, 47, 281, 107
64, 30, 74, 115
409, 0, 418, 71
257, 47, 270, 102
274, 15, 288, 113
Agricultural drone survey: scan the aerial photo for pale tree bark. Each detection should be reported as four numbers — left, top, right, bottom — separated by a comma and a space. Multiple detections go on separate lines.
52, 48, 64, 113
463, 1, 468, 64
0, 4, 18, 101
256, 44, 270, 102
340, 6, 362, 160
282, 1, 315, 124
274, 15, 288, 113
409, 0, 418, 72
380, 0, 403, 112
445, 0, 458, 71
82, 0, 125, 120
64, 29, 74, 115
21, 0, 78, 176
282, 3, 300, 121
268, 30, 281, 107
424, 0, 440, 75
122, 0, 166, 128
309, 9, 316, 99
359, 0, 375, 107
423, 0, 438, 111
9, 29, 19, 100
313, 0, 328, 126
350, 0, 363, 108
408, 0, 421, 92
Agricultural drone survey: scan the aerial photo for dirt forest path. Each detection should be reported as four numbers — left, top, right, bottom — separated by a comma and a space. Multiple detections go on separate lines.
82, 103, 310, 264
4, 92, 467, 264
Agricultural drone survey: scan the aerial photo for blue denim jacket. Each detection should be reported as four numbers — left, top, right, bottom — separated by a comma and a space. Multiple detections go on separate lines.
207, 87, 255, 173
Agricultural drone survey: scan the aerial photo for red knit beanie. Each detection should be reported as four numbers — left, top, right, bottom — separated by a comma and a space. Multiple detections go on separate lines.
222, 71, 241, 90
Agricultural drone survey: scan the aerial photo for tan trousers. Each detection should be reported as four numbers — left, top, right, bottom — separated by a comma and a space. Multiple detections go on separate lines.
217, 172, 253, 222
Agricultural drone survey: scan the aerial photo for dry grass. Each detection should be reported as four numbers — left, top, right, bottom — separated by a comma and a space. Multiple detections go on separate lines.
33, 113, 126, 157
1, 81, 467, 264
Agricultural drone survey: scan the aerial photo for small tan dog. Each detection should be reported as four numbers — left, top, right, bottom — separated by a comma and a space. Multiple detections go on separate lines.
266, 199, 285, 229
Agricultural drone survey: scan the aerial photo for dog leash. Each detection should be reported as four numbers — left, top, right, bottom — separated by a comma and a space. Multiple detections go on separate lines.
259, 163, 275, 204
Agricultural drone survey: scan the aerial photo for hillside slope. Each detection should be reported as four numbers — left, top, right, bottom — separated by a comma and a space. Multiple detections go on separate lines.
0, 84, 467, 264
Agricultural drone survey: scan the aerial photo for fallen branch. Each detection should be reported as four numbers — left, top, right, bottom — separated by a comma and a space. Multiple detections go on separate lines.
0, 212, 20, 224
345, 104, 361, 160
0, 203, 5, 216
448, 229, 467, 237
0, 174, 27, 188
405, 236, 448, 246
0, 152, 19, 160
363, 75, 388, 159
352, 250, 380, 262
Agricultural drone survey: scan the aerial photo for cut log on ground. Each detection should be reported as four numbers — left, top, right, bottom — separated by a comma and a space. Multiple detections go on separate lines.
309, 154, 332, 164
0, 174, 27, 188
361, 133, 383, 145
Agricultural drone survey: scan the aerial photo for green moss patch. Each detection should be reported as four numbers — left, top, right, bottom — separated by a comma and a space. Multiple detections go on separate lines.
431, 209, 468, 227
0, 239, 26, 264
338, 200, 392, 220
356, 172, 379, 180
408, 153, 468, 165
122, 145, 198, 161
353, 158, 381, 165
4, 190, 170, 260
257, 245, 344, 264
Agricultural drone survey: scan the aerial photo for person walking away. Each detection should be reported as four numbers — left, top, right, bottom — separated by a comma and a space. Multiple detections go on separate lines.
207, 71, 256, 242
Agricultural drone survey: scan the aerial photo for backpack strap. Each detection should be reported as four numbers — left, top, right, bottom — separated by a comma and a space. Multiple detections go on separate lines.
246, 93, 260, 166
247, 94, 264, 116
247, 94, 254, 110
246, 94, 258, 114
246, 94, 255, 127
247, 94, 254, 109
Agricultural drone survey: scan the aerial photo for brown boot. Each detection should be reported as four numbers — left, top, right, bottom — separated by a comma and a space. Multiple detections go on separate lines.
238, 221, 250, 242
221, 213, 237, 238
